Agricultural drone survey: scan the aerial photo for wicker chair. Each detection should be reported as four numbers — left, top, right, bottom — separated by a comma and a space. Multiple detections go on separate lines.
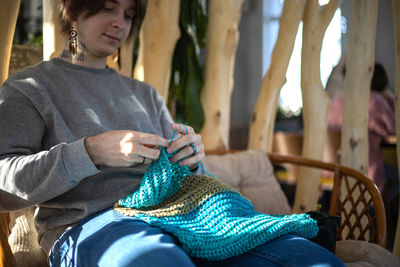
267, 152, 386, 247
206, 150, 387, 247
0, 152, 388, 266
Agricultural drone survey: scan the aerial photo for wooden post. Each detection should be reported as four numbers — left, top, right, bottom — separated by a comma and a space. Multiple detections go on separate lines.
0, 0, 20, 85
293, 0, 339, 213
133, 0, 181, 100
248, 0, 306, 152
200, 0, 244, 151
0, 2, 19, 264
392, 0, 400, 260
341, 0, 378, 180
340, 0, 378, 240
43, 0, 66, 60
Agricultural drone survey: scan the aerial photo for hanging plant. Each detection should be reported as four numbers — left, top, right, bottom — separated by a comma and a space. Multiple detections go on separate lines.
168, 0, 208, 132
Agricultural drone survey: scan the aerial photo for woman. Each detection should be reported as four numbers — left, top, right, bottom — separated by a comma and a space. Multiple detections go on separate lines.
0, 0, 344, 266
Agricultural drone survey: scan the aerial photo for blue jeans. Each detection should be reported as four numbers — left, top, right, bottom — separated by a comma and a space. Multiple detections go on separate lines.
49, 209, 344, 267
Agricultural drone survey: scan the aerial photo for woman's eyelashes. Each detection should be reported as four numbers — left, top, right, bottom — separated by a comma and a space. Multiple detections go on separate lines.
103, 7, 115, 15
103, 6, 134, 21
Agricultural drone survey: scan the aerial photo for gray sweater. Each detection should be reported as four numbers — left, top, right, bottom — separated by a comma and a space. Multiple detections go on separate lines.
0, 58, 176, 254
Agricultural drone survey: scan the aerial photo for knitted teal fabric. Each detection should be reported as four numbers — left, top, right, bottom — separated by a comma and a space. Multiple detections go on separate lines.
118, 149, 192, 208
115, 149, 319, 260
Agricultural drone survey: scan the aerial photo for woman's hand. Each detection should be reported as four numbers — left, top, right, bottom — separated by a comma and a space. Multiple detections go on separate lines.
166, 124, 205, 168
85, 130, 169, 167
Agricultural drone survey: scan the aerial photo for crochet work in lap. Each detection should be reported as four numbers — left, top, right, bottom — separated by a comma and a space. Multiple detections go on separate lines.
114, 149, 318, 260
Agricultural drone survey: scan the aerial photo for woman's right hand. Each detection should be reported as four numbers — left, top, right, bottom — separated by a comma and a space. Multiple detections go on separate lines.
84, 130, 170, 167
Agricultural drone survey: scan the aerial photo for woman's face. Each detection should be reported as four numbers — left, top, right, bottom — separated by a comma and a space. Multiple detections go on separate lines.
75, 0, 136, 59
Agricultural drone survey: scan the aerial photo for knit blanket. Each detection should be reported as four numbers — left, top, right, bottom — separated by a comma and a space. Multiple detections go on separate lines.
114, 149, 318, 260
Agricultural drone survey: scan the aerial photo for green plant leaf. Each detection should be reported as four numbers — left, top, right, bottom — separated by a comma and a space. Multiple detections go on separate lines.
168, 0, 208, 132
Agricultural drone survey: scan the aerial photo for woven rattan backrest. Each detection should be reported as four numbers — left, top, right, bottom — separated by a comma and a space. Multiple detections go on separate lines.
328, 166, 386, 247
335, 174, 377, 242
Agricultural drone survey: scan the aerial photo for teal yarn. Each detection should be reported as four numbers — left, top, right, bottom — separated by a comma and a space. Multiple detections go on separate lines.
118, 148, 192, 208
168, 129, 215, 178
116, 149, 319, 260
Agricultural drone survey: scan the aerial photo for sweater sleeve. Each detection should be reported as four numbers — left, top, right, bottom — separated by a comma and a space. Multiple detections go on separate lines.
0, 86, 99, 211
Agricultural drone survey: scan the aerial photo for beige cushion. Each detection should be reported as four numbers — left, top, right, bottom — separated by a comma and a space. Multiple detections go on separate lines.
203, 150, 291, 214
8, 207, 48, 267
336, 240, 400, 267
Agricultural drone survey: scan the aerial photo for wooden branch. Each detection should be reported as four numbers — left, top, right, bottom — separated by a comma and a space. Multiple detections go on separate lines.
293, 0, 339, 213
43, 0, 66, 60
248, 0, 306, 152
200, 0, 244, 151
392, 0, 400, 260
133, 0, 181, 100
0, 0, 20, 84
321, 0, 340, 28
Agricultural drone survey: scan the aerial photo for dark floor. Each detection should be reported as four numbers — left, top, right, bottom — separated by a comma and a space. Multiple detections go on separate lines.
382, 164, 399, 251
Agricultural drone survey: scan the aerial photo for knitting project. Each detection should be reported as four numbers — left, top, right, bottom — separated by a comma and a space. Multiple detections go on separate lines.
114, 149, 319, 260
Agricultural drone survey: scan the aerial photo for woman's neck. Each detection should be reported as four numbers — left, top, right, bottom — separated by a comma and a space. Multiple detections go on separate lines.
59, 43, 107, 69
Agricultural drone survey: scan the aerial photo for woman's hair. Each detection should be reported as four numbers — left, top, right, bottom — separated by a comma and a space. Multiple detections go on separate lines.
59, 0, 146, 39
371, 63, 389, 92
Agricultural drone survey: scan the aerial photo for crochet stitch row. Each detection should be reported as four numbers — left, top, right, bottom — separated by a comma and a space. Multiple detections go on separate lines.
115, 148, 319, 260
117, 175, 233, 217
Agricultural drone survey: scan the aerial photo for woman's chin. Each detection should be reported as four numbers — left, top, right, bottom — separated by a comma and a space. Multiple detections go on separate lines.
92, 49, 119, 59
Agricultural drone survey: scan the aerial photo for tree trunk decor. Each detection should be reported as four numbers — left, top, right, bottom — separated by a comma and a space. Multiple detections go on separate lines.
248, 0, 306, 153
0, 0, 21, 85
200, 0, 244, 151
133, 0, 181, 101
339, 0, 378, 240
43, 0, 65, 61
293, 0, 339, 213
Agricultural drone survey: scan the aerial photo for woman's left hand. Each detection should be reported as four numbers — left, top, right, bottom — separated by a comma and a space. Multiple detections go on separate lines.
166, 123, 205, 168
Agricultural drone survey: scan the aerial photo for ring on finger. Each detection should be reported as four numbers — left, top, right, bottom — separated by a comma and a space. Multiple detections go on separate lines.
185, 125, 188, 135
189, 143, 197, 156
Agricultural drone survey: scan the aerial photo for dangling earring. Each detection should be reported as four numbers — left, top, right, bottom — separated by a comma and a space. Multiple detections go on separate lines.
117, 47, 121, 70
69, 25, 78, 55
